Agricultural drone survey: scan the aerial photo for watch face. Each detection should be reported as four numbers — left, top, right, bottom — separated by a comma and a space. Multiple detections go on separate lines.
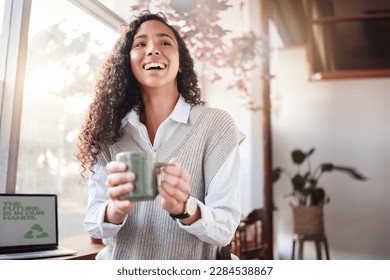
186, 198, 197, 216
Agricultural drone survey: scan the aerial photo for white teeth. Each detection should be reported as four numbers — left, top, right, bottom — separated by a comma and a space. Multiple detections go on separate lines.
144, 62, 166, 70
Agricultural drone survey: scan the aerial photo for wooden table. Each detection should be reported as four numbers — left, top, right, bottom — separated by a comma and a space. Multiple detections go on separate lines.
50, 235, 105, 260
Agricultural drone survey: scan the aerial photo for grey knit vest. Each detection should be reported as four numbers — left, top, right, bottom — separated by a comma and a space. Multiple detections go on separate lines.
96, 105, 245, 259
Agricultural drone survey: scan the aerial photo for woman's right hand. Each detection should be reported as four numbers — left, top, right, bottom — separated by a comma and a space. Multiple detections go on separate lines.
104, 161, 136, 224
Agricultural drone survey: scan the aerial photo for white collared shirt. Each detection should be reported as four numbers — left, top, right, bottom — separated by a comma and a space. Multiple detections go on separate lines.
85, 96, 242, 246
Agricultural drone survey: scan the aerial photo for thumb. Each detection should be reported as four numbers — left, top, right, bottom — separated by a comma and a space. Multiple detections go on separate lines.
168, 158, 181, 167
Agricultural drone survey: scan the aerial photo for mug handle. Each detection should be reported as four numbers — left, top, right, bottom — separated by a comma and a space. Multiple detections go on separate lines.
156, 162, 171, 168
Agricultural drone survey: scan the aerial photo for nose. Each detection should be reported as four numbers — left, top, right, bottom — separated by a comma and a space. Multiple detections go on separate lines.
147, 44, 160, 56
148, 50, 160, 56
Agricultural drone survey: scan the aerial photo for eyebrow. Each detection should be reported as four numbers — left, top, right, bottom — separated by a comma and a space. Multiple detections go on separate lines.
134, 33, 174, 41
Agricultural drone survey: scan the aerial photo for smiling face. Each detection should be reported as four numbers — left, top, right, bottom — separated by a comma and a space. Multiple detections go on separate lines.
130, 20, 180, 93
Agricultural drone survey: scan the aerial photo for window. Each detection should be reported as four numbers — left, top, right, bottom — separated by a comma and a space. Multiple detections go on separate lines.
13, 0, 117, 238
307, 0, 390, 80
0, 0, 6, 83
0, 1, 5, 34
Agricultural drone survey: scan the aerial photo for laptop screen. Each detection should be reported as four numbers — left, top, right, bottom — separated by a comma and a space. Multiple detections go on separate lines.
0, 194, 58, 253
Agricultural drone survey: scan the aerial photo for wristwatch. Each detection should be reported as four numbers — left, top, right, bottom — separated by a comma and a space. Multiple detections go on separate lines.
170, 196, 197, 220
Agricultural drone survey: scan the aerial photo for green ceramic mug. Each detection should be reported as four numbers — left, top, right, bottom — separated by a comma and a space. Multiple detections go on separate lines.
115, 151, 168, 201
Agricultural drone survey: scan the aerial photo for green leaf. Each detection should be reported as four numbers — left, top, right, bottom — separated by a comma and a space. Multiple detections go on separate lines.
332, 166, 367, 180
320, 163, 334, 172
320, 164, 367, 180
292, 174, 306, 189
291, 149, 306, 164
307, 148, 315, 156
308, 178, 317, 187
309, 188, 326, 205
272, 168, 282, 182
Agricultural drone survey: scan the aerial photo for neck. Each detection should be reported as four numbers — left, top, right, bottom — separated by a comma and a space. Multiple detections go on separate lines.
140, 86, 180, 144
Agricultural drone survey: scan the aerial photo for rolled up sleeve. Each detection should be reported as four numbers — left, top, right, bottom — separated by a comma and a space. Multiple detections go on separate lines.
83, 164, 126, 239
177, 146, 241, 247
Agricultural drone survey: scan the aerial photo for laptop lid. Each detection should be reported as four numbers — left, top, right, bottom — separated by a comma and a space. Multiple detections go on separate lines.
0, 194, 59, 254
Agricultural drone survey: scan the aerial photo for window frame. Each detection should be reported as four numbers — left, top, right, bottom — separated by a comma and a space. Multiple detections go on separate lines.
0, 0, 31, 193
306, 0, 390, 81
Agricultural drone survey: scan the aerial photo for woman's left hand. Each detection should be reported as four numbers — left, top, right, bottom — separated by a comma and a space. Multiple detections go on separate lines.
158, 158, 191, 215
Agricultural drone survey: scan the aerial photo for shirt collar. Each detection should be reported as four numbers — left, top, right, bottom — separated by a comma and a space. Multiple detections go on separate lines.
120, 95, 191, 128
169, 95, 191, 124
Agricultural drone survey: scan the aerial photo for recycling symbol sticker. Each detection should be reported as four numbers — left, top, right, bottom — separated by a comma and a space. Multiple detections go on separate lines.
24, 224, 49, 239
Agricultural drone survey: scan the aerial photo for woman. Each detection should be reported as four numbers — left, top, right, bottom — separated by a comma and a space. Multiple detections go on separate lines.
76, 11, 245, 259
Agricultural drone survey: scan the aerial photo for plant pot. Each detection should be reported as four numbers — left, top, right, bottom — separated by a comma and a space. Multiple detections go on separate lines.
292, 205, 324, 235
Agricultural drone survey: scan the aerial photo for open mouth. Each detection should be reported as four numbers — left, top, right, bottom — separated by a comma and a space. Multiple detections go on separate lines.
143, 62, 167, 71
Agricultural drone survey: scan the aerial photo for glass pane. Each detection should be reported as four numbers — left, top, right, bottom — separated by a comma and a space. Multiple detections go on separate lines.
98, 0, 144, 20
0, 0, 4, 35
0, 0, 5, 81
16, 0, 118, 238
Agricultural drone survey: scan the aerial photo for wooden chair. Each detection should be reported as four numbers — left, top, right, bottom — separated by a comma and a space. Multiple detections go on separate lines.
217, 243, 239, 260
231, 208, 267, 260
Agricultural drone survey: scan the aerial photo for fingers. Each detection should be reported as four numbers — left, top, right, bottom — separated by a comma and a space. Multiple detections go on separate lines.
110, 199, 134, 215
106, 171, 135, 188
104, 161, 136, 221
160, 180, 188, 202
160, 160, 190, 196
107, 161, 127, 173
159, 158, 191, 213
159, 185, 186, 215
106, 182, 133, 200
163, 159, 190, 183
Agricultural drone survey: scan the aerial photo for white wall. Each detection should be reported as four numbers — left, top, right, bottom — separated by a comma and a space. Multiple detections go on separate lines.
205, 71, 263, 218
271, 46, 390, 259
203, 0, 264, 217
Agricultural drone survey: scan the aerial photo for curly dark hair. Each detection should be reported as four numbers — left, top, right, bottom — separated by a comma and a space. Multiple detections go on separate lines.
76, 11, 204, 178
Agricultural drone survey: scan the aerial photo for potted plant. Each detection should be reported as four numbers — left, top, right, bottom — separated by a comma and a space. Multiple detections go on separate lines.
272, 147, 367, 235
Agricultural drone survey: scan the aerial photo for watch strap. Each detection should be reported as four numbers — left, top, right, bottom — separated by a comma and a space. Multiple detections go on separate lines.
169, 212, 190, 220
169, 195, 193, 220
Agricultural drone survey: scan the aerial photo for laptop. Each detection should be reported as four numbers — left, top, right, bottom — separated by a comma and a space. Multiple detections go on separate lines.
0, 194, 77, 260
